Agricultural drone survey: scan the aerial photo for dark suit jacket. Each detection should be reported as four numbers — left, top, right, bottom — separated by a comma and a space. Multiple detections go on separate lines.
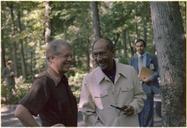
130, 52, 160, 95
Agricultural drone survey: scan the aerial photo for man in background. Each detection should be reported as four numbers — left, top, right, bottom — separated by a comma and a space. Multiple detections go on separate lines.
130, 39, 160, 126
3, 60, 16, 101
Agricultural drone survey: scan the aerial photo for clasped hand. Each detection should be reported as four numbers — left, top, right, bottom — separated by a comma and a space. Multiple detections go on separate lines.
121, 105, 134, 116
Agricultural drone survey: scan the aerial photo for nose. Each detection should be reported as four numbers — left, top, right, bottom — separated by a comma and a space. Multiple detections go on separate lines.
95, 54, 102, 60
95, 56, 104, 64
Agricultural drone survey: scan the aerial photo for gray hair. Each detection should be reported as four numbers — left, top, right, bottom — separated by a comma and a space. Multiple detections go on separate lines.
46, 39, 71, 60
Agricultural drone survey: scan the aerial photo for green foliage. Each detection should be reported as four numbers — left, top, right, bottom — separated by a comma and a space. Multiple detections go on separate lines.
1, 79, 31, 104
69, 72, 86, 101
1, 1, 186, 104
1, 71, 86, 104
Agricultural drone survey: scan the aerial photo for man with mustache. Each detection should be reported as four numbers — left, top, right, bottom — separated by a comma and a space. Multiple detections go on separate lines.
15, 39, 77, 127
79, 38, 146, 126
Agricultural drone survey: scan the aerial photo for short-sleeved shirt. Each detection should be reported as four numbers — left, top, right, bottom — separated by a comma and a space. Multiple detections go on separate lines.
20, 68, 78, 126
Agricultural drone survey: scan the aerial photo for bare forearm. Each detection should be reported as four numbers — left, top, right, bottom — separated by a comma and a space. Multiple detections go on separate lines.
15, 104, 39, 127
18, 113, 39, 126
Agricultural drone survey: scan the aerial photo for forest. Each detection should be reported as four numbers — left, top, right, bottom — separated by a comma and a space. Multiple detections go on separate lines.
1, 1, 186, 126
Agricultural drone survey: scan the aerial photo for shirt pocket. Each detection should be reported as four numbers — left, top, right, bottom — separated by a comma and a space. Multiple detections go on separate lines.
93, 89, 108, 110
120, 86, 133, 92
118, 86, 133, 104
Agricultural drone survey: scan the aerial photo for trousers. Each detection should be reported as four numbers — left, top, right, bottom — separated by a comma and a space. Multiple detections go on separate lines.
138, 94, 154, 126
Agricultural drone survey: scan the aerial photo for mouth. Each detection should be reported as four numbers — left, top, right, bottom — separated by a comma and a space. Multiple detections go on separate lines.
63, 62, 72, 68
97, 63, 107, 69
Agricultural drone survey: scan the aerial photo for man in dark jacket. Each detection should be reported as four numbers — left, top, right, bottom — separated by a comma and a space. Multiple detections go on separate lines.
3, 60, 16, 101
130, 39, 160, 127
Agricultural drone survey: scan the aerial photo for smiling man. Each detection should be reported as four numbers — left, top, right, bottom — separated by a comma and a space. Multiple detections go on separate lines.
15, 39, 77, 127
79, 38, 146, 126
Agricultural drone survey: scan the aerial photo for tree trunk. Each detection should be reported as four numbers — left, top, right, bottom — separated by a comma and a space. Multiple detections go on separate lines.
44, 1, 52, 44
30, 51, 33, 77
143, 17, 147, 43
135, 7, 139, 39
122, 30, 127, 58
90, 2, 101, 40
150, 2, 186, 126
86, 39, 90, 71
9, 3, 18, 77
17, 6, 27, 79
90, 2, 101, 69
1, 30, 6, 70
127, 31, 134, 56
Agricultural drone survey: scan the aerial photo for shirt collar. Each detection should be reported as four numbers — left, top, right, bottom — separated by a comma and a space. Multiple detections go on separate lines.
115, 62, 127, 78
95, 60, 127, 84
136, 52, 147, 58
47, 67, 62, 86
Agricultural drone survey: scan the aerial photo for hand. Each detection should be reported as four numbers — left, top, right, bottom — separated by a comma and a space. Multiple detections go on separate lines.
122, 105, 134, 116
142, 77, 149, 82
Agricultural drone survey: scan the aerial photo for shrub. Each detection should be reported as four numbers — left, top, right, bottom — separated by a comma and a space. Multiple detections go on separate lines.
69, 72, 86, 101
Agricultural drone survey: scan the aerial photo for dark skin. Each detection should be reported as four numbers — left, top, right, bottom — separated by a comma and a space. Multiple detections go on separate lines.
93, 39, 134, 116
122, 106, 134, 116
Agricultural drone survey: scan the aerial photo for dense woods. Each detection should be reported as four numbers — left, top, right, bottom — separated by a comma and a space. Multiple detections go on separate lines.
1, 1, 186, 126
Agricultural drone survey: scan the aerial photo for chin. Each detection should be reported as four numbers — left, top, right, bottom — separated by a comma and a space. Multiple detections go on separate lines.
99, 65, 107, 70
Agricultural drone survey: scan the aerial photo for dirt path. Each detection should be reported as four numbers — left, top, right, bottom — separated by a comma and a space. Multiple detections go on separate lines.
1, 104, 161, 127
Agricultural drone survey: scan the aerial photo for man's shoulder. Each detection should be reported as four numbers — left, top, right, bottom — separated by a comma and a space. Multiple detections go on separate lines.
130, 54, 138, 60
117, 62, 135, 71
34, 71, 50, 81
32, 71, 54, 89
86, 67, 100, 77
146, 52, 156, 57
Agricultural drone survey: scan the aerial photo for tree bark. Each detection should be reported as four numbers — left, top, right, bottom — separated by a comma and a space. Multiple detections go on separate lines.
17, 5, 27, 79
150, 2, 186, 126
90, 2, 101, 69
143, 17, 147, 43
90, 2, 101, 40
1, 30, 6, 70
127, 31, 135, 56
9, 3, 18, 77
122, 30, 127, 58
44, 1, 52, 44
86, 39, 90, 71
135, 7, 139, 39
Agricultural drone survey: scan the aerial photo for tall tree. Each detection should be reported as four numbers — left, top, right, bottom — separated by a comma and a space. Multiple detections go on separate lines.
143, 16, 147, 43
90, 2, 101, 68
1, 30, 6, 70
90, 2, 101, 40
8, 3, 18, 77
150, 2, 186, 126
44, 1, 52, 44
17, 3, 27, 79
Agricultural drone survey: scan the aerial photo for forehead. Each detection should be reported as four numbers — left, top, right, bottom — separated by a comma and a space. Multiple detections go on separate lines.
58, 45, 72, 54
93, 40, 108, 51
135, 41, 144, 46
